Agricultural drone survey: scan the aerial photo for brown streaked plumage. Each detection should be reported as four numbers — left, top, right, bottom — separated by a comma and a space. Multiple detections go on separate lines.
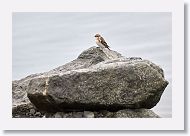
94, 34, 110, 50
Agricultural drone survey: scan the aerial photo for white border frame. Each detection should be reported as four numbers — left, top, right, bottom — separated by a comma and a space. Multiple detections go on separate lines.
0, 0, 184, 130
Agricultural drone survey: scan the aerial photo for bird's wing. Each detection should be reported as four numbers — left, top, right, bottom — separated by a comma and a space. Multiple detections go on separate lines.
100, 37, 109, 48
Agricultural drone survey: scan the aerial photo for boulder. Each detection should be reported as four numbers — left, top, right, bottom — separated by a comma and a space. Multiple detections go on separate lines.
12, 46, 168, 118
26, 47, 168, 112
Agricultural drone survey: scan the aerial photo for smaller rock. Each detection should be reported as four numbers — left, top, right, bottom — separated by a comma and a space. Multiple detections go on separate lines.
12, 102, 34, 118
104, 111, 114, 118
35, 112, 41, 116
94, 112, 104, 118
83, 111, 94, 118
95, 110, 114, 118
26, 113, 29, 116
54, 112, 63, 118
29, 109, 35, 115
72, 112, 83, 118
44, 113, 54, 118
62, 112, 72, 118
115, 109, 160, 118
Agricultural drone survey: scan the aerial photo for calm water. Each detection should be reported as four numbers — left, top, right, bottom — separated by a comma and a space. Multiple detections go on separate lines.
12, 12, 172, 117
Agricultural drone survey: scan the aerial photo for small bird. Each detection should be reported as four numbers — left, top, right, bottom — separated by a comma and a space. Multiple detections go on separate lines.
94, 34, 110, 50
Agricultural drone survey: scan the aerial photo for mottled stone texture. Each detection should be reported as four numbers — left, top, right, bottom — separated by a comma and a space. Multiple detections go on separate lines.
12, 46, 168, 118
44, 109, 159, 118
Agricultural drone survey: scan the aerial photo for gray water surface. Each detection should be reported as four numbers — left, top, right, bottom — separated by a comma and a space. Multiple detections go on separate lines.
12, 12, 172, 117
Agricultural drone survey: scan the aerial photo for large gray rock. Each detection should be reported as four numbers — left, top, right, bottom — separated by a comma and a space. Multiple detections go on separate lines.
26, 47, 168, 112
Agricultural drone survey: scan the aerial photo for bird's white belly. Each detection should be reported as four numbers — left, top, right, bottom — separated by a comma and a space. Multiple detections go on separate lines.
96, 40, 105, 48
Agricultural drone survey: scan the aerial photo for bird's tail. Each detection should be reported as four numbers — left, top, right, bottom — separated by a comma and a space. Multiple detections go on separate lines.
107, 47, 111, 50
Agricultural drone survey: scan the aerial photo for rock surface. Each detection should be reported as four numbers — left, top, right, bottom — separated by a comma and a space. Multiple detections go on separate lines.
12, 80, 38, 118
114, 109, 159, 118
45, 109, 159, 118
12, 46, 168, 118
27, 47, 168, 112
12, 46, 115, 117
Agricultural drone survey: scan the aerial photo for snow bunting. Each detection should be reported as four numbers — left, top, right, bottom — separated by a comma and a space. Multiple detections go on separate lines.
94, 34, 110, 50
